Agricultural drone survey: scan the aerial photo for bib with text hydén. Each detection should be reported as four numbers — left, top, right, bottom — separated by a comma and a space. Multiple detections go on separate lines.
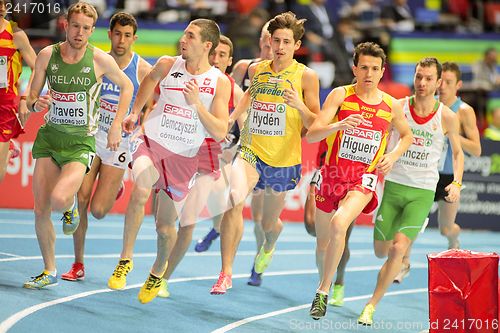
241, 59, 305, 167
45, 42, 101, 136
324, 84, 393, 182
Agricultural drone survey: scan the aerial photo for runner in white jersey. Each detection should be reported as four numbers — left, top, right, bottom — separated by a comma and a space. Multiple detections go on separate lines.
60, 12, 151, 282
107, 19, 230, 305
358, 58, 464, 325
23, 2, 133, 290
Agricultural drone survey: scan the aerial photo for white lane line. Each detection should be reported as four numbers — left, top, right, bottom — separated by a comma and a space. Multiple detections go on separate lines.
211, 288, 428, 333
0, 249, 434, 263
0, 266, 427, 333
0, 252, 22, 258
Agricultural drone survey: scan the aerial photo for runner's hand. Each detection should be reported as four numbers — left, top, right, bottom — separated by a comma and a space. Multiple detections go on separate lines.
333, 114, 364, 132
122, 113, 138, 134
283, 83, 304, 111
18, 99, 30, 127
107, 125, 122, 151
444, 183, 461, 203
183, 79, 200, 106
377, 152, 397, 175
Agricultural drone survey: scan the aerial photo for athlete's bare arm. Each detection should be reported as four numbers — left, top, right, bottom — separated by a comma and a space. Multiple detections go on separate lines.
95, 48, 134, 150
442, 106, 464, 202
13, 27, 36, 126
377, 98, 413, 175
122, 56, 175, 133
230, 59, 252, 87
27, 46, 52, 113
283, 67, 320, 128
306, 87, 363, 143
188, 74, 230, 141
232, 83, 246, 128
458, 102, 481, 157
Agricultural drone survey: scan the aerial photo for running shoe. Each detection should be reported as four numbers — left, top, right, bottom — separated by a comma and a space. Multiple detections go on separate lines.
108, 259, 133, 290
210, 271, 232, 295
309, 292, 328, 320
194, 228, 220, 252
138, 272, 163, 304
254, 246, 274, 274
157, 278, 170, 298
115, 181, 125, 200
9, 139, 20, 159
328, 284, 344, 306
247, 266, 262, 287
61, 262, 85, 281
62, 195, 80, 235
23, 271, 58, 289
393, 264, 410, 284
358, 304, 376, 325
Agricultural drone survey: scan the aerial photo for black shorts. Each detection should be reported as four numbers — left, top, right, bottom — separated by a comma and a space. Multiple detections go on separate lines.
434, 173, 454, 201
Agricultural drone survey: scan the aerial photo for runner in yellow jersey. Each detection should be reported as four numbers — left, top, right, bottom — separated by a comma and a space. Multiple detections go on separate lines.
210, 11, 321, 295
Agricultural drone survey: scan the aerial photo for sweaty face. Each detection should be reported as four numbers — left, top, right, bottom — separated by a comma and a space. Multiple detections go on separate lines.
209, 43, 232, 73
438, 70, 459, 100
414, 64, 440, 98
66, 12, 95, 50
179, 24, 205, 60
270, 28, 299, 63
353, 54, 385, 88
109, 23, 136, 57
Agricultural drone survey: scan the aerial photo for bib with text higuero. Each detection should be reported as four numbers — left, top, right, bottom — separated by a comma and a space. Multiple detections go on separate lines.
241, 59, 306, 168
323, 84, 393, 183
44, 43, 101, 136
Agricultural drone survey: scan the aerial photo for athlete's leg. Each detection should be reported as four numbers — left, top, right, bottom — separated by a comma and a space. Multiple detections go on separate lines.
318, 191, 373, 292
90, 164, 125, 219
220, 156, 259, 275
334, 222, 354, 285
32, 157, 61, 272
304, 184, 317, 236
251, 190, 265, 251
437, 200, 461, 249
0, 141, 10, 182
260, 188, 287, 253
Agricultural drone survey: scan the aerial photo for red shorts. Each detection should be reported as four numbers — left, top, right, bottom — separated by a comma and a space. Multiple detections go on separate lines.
132, 135, 198, 202
315, 167, 379, 214
0, 102, 24, 142
197, 138, 222, 180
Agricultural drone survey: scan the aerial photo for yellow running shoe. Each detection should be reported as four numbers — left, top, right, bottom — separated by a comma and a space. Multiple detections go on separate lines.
328, 284, 344, 306
108, 259, 133, 290
254, 246, 275, 274
138, 273, 163, 304
157, 278, 170, 298
358, 304, 376, 325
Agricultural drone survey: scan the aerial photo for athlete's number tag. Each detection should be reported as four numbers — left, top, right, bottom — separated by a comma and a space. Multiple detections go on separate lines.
113, 150, 128, 166
0, 56, 8, 88
87, 152, 96, 170
361, 173, 377, 191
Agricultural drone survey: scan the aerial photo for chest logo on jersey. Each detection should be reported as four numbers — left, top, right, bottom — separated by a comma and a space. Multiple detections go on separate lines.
163, 103, 196, 119
81, 67, 91, 74
171, 72, 183, 78
51, 64, 59, 73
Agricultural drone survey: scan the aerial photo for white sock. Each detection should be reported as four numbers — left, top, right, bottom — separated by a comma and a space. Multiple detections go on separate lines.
316, 289, 328, 296
47, 269, 57, 277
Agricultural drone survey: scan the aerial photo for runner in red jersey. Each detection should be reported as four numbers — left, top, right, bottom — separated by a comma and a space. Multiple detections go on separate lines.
307, 42, 413, 320
0, 1, 36, 182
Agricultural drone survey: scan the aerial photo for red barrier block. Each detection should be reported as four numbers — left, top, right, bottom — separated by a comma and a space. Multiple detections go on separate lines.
428, 249, 499, 333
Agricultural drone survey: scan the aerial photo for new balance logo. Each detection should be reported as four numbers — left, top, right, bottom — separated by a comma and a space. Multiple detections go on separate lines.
81, 67, 91, 73
171, 72, 183, 78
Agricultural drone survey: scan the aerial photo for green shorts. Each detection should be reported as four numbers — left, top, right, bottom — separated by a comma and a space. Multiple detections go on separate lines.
32, 124, 96, 171
374, 180, 435, 241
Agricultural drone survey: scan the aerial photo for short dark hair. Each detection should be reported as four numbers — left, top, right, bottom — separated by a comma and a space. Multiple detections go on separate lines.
353, 42, 386, 68
442, 62, 461, 81
191, 18, 220, 55
219, 35, 233, 57
268, 11, 306, 42
109, 12, 138, 35
416, 57, 442, 78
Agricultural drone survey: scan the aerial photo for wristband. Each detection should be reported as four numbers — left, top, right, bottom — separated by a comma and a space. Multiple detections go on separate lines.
20, 96, 27, 101
451, 180, 462, 188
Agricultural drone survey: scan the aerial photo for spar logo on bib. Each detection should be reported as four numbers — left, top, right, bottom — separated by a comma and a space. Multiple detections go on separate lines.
163, 103, 197, 120
344, 127, 382, 141
52, 91, 86, 103
252, 101, 286, 113
100, 99, 118, 113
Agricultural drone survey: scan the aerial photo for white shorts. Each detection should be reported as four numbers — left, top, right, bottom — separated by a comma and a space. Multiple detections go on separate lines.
95, 130, 132, 169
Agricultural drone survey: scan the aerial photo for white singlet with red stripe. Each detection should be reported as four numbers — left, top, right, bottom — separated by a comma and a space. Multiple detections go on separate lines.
144, 56, 222, 157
